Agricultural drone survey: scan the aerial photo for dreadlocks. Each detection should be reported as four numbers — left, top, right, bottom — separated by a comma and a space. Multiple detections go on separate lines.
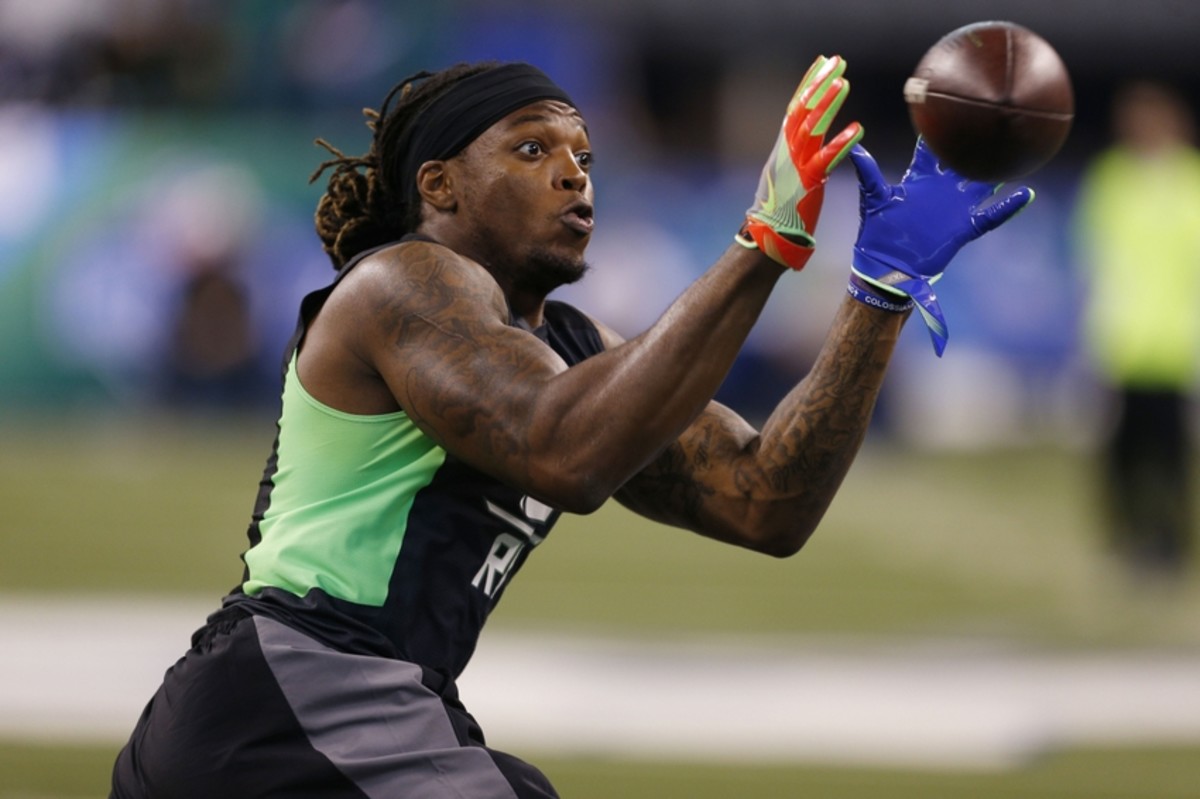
309, 62, 495, 270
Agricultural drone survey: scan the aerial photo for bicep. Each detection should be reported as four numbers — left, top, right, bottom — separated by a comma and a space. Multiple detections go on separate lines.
362, 248, 570, 480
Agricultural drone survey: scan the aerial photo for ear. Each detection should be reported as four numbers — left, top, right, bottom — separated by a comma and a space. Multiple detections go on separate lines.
416, 161, 456, 212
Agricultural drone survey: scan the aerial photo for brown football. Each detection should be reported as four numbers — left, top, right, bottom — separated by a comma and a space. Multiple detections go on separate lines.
904, 21, 1074, 182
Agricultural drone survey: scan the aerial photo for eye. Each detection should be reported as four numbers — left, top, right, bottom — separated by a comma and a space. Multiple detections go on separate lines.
576, 151, 593, 170
517, 141, 544, 157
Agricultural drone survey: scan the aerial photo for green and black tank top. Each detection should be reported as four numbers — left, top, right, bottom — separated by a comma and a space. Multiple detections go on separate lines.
224, 236, 605, 679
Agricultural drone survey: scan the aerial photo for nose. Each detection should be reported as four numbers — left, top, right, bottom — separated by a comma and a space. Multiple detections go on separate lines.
558, 152, 587, 192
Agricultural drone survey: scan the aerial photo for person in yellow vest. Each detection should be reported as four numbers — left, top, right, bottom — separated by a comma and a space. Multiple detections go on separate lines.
1074, 80, 1200, 580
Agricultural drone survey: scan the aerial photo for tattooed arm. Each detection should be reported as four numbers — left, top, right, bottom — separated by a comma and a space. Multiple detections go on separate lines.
611, 295, 906, 557
298, 238, 791, 515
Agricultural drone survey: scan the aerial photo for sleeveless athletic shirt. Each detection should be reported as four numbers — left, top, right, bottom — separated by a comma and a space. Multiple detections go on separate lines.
223, 235, 605, 679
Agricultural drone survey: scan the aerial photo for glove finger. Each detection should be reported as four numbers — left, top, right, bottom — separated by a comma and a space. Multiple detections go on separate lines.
808, 56, 845, 104
848, 144, 889, 205
787, 57, 826, 116
811, 76, 850, 138
972, 186, 1036, 236
793, 55, 844, 114
776, 57, 829, 160
791, 55, 828, 106
788, 76, 848, 161
782, 67, 827, 157
809, 121, 864, 179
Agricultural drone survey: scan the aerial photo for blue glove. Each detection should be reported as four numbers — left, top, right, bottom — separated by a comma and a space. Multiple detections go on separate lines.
848, 139, 1035, 356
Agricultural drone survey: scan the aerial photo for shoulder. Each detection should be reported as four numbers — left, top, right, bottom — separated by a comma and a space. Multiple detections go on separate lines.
337, 239, 510, 322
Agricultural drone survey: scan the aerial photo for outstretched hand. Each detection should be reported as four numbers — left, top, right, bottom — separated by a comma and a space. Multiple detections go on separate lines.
849, 139, 1034, 355
737, 55, 864, 271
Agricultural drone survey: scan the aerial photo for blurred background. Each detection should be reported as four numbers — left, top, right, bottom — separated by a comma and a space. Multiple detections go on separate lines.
5, 0, 1200, 440
3, 1, 1200, 797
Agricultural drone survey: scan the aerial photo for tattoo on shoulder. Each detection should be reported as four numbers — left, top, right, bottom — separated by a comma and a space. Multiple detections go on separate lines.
362, 244, 550, 471
373, 245, 504, 343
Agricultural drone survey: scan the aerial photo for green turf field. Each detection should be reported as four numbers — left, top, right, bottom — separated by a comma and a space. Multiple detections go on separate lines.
4, 413, 1197, 646
2, 413, 1199, 797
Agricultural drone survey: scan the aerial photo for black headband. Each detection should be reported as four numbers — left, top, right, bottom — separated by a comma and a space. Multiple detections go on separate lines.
395, 63, 576, 209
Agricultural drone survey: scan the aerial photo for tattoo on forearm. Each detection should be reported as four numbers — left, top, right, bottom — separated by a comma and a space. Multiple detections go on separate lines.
757, 309, 890, 499
623, 302, 897, 533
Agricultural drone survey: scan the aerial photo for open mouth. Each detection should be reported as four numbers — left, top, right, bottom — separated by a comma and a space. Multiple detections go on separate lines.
562, 201, 594, 235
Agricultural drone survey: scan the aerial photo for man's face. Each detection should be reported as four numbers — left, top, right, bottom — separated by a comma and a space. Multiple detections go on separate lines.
447, 100, 594, 296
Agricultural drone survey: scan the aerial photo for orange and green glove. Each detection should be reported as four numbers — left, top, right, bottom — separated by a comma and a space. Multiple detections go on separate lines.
736, 55, 864, 270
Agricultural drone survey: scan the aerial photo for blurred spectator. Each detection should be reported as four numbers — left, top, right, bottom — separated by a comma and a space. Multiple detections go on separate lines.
163, 262, 262, 411
0, 0, 228, 107
1072, 80, 1200, 580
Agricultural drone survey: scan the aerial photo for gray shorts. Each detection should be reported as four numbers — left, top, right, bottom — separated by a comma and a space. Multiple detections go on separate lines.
110, 608, 558, 798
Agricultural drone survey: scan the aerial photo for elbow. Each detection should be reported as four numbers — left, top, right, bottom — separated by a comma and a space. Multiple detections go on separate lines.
730, 505, 820, 558
665, 491, 822, 558
753, 493, 838, 558
553, 485, 610, 516
525, 461, 616, 516
752, 527, 814, 559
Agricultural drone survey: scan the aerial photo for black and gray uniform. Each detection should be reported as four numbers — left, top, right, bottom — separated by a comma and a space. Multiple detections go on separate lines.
111, 236, 606, 798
